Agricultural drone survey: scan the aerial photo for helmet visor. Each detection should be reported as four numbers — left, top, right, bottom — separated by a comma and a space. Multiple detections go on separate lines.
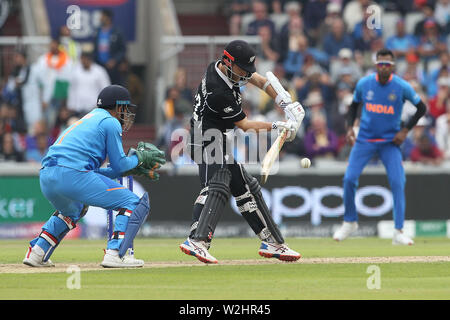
117, 103, 136, 132
223, 61, 253, 87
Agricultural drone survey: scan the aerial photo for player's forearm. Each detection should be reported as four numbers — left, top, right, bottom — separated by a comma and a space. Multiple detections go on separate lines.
347, 101, 361, 127
249, 72, 278, 100
109, 153, 139, 174
236, 119, 273, 132
405, 100, 427, 130
106, 133, 139, 173
96, 167, 120, 179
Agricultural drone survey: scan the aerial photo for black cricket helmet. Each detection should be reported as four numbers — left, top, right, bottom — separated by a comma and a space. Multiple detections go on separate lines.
222, 40, 256, 87
97, 84, 137, 132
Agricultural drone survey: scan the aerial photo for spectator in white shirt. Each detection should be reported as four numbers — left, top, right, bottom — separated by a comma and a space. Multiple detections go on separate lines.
67, 51, 111, 116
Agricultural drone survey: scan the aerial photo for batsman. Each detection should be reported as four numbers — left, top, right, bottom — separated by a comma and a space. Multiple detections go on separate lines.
23, 85, 166, 268
180, 40, 305, 263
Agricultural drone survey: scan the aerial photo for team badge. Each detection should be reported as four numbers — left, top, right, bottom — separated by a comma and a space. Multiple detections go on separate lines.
389, 93, 396, 101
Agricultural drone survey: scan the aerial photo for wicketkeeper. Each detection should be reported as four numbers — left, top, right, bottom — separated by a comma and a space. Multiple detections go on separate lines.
179, 40, 305, 263
23, 85, 165, 268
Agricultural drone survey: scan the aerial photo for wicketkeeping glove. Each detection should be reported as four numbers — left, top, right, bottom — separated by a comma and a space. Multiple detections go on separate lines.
122, 161, 162, 180
135, 141, 166, 169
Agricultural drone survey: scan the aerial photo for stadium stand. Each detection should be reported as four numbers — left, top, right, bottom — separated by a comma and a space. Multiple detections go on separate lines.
0, 0, 449, 166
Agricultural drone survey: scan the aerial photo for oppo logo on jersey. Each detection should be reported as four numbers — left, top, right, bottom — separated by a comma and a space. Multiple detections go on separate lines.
365, 103, 394, 115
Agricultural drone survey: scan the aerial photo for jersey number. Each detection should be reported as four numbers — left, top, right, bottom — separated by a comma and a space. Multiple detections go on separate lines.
56, 113, 94, 144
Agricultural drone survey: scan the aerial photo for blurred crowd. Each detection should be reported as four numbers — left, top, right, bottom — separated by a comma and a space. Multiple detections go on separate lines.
161, 0, 449, 166
1, 1, 449, 167
0, 9, 142, 164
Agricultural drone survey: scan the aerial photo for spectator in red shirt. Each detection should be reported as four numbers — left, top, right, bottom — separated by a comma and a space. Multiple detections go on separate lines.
410, 133, 444, 165
428, 77, 449, 120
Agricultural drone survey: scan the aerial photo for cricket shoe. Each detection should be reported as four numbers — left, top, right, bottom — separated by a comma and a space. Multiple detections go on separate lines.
179, 238, 218, 264
258, 242, 301, 262
333, 221, 358, 241
392, 230, 414, 246
23, 246, 55, 267
100, 249, 144, 268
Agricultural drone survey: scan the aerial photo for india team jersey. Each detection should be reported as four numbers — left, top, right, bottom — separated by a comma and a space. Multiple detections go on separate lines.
353, 73, 421, 142
42, 108, 137, 173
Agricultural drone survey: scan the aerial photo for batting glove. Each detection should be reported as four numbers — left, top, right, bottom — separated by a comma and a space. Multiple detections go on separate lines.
272, 120, 297, 142
284, 102, 305, 128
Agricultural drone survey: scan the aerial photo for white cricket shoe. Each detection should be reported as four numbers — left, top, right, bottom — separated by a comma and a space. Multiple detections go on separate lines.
392, 230, 414, 245
101, 249, 144, 268
179, 237, 218, 264
258, 242, 301, 262
333, 221, 358, 241
23, 246, 55, 267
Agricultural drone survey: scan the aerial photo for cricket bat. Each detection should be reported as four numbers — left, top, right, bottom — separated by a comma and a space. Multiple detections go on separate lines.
260, 72, 292, 184
260, 129, 288, 184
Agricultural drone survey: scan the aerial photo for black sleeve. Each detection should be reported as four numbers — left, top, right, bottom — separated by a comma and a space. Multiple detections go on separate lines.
404, 100, 427, 130
346, 100, 361, 128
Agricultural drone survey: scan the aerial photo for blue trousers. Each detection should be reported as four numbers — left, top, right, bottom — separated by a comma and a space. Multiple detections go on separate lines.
31, 165, 140, 259
343, 141, 406, 230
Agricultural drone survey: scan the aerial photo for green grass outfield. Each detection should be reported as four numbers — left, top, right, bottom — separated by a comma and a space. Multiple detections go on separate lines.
1, 237, 449, 300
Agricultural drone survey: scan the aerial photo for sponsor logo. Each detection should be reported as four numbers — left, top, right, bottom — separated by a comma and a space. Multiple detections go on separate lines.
223, 106, 234, 113
231, 185, 393, 225
249, 55, 255, 63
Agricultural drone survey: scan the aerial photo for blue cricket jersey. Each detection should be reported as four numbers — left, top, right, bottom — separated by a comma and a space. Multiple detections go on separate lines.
42, 108, 137, 176
353, 73, 421, 142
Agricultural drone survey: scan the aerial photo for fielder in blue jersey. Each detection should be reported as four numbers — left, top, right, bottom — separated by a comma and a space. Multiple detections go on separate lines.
333, 49, 426, 245
23, 85, 166, 268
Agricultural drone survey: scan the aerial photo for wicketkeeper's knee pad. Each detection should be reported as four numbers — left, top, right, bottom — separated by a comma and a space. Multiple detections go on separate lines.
193, 168, 232, 241
118, 192, 150, 258
30, 206, 88, 262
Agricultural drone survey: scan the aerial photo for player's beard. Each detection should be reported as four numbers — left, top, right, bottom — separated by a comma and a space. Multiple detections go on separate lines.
378, 70, 392, 83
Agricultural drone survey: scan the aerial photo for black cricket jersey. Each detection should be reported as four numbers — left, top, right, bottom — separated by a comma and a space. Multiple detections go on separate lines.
190, 61, 246, 134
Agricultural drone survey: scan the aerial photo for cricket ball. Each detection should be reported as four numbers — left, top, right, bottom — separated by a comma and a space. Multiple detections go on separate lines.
301, 158, 311, 168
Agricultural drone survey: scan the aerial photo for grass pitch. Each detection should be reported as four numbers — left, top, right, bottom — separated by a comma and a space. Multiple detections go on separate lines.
1, 237, 449, 300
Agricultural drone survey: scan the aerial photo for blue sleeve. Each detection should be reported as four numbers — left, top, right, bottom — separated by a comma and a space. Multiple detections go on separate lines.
95, 167, 121, 179
402, 80, 421, 105
353, 78, 364, 103
100, 117, 138, 174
